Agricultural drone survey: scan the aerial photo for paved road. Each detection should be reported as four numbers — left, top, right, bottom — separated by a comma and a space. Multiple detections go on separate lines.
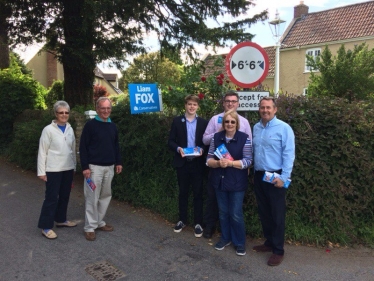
0, 159, 373, 281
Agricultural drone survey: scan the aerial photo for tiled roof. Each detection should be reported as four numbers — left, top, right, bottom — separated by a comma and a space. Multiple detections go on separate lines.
94, 67, 105, 78
202, 46, 275, 78
103, 73, 118, 81
282, 1, 374, 48
264, 46, 275, 77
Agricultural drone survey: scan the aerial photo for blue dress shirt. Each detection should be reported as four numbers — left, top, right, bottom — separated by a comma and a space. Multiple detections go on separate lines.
253, 116, 295, 183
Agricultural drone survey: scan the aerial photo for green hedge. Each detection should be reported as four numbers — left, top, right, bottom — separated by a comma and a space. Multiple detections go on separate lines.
6, 96, 374, 246
7, 110, 77, 171
110, 96, 374, 246
0, 68, 46, 148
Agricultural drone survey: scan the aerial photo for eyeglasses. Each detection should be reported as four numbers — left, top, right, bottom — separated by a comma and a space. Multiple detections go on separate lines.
57, 111, 69, 115
99, 107, 111, 111
224, 100, 238, 104
224, 120, 236, 124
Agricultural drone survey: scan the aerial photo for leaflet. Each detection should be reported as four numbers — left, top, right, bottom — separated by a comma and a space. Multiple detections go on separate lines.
183, 146, 201, 156
262, 171, 291, 188
215, 144, 234, 160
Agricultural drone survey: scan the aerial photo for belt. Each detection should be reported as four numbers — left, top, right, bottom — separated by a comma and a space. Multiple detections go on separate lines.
255, 169, 282, 174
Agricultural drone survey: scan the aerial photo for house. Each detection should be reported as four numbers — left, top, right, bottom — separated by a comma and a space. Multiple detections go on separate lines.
279, 0, 374, 95
93, 68, 123, 95
26, 49, 123, 95
26, 51, 64, 88
201, 46, 276, 91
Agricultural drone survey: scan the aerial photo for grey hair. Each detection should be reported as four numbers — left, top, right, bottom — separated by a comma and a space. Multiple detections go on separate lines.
96, 97, 111, 108
53, 100, 70, 112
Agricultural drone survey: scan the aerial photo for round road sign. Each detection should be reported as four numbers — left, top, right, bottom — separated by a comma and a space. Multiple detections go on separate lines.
225, 41, 269, 88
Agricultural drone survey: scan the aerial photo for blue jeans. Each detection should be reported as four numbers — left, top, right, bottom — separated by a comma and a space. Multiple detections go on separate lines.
38, 170, 74, 229
215, 189, 246, 247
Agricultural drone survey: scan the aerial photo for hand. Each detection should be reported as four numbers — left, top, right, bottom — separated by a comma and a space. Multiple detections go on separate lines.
38, 175, 47, 182
219, 158, 230, 168
272, 177, 284, 188
178, 147, 186, 158
116, 165, 123, 174
82, 169, 91, 179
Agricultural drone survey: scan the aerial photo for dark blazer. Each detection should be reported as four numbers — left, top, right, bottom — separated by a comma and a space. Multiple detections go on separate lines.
168, 115, 208, 168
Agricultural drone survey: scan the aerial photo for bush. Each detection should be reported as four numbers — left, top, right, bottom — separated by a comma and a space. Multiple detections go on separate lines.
109, 95, 374, 246
45, 80, 64, 109
0, 67, 46, 148
6, 95, 374, 246
110, 102, 179, 221
93, 84, 109, 103
7, 110, 77, 171
276, 95, 374, 245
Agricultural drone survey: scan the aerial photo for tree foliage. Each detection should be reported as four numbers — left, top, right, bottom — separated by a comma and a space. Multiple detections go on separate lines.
0, 0, 12, 69
0, 58, 46, 146
93, 84, 109, 103
307, 43, 374, 102
119, 52, 182, 90
6, 0, 267, 107
45, 80, 64, 109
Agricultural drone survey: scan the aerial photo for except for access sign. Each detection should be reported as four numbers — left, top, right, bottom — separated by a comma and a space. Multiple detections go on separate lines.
225, 41, 269, 88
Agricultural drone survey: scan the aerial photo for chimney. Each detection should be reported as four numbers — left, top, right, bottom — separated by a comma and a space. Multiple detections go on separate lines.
46, 51, 57, 87
294, 1, 309, 18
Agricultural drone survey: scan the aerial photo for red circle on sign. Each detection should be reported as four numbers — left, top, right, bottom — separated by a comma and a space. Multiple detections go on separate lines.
225, 41, 269, 88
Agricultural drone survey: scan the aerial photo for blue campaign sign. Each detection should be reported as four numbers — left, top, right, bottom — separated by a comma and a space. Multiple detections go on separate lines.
128, 83, 161, 114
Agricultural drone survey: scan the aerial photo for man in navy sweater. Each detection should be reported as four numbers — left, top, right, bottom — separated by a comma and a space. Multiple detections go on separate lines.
79, 97, 123, 241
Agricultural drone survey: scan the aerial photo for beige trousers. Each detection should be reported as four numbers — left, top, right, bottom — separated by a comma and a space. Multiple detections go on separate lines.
84, 164, 114, 232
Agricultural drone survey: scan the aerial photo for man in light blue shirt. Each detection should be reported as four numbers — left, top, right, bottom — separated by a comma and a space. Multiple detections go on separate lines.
252, 97, 295, 266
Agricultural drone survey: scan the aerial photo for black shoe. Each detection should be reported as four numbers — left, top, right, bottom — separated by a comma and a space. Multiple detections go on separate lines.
174, 221, 186, 233
203, 227, 215, 239
194, 224, 203, 238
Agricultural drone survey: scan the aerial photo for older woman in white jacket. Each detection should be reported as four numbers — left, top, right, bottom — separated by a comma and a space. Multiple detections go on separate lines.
37, 101, 77, 239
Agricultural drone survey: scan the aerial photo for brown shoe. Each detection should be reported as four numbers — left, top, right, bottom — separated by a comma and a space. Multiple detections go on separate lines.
97, 224, 113, 232
85, 231, 96, 241
267, 254, 284, 266
252, 244, 272, 252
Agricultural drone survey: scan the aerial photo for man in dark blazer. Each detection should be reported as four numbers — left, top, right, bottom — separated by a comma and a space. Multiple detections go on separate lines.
168, 94, 208, 237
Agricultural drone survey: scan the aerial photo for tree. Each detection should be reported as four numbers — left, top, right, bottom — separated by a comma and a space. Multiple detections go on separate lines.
120, 52, 182, 90
6, 0, 267, 107
93, 84, 109, 103
307, 43, 374, 102
0, 0, 12, 69
0, 55, 46, 145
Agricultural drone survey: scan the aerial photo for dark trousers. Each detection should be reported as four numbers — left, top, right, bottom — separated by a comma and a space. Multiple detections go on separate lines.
203, 171, 219, 230
254, 171, 286, 255
176, 160, 204, 225
38, 170, 74, 229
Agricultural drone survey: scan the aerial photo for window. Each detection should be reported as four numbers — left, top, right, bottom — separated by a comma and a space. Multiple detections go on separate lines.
305, 48, 321, 72
303, 88, 308, 96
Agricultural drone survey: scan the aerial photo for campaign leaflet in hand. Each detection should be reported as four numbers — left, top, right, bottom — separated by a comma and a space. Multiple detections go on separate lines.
86, 178, 96, 192
216, 144, 234, 160
183, 146, 201, 156
262, 172, 291, 188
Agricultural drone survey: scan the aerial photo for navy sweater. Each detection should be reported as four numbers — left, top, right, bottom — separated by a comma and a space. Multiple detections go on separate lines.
79, 119, 122, 170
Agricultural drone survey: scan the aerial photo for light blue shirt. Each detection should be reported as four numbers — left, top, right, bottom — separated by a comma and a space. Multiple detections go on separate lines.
186, 115, 197, 148
253, 116, 295, 183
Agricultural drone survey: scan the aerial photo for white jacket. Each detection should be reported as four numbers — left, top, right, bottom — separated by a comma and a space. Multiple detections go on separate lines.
37, 120, 76, 176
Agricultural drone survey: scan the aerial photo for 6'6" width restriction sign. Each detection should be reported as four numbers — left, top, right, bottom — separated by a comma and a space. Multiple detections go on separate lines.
225, 41, 269, 88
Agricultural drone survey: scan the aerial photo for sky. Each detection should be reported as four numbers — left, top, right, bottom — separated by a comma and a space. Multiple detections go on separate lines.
14, 0, 369, 74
